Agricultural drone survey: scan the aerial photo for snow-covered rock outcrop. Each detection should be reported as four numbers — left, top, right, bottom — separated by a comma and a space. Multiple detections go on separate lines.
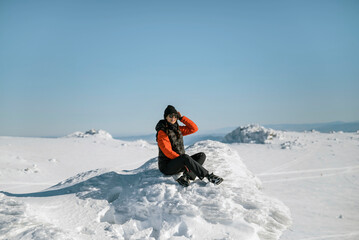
224, 125, 278, 144
65, 129, 113, 140
1, 141, 291, 239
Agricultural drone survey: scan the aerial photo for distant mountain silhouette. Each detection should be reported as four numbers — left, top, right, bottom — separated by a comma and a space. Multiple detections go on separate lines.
264, 121, 359, 133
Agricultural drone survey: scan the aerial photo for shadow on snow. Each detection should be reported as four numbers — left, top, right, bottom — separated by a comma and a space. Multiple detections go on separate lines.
0, 158, 173, 203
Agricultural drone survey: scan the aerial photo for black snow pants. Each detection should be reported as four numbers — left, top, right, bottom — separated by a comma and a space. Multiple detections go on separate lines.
159, 152, 208, 180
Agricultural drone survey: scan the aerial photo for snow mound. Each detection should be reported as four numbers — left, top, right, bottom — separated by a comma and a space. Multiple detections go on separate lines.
224, 124, 278, 144
65, 129, 113, 140
102, 141, 291, 239
1, 141, 291, 239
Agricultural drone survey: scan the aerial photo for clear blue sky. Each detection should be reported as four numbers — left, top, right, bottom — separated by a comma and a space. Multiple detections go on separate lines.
1, 0, 358, 137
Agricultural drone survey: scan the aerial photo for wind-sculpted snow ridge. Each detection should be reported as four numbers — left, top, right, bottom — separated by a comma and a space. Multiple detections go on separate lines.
224, 124, 278, 144
64, 129, 113, 139
1, 141, 291, 239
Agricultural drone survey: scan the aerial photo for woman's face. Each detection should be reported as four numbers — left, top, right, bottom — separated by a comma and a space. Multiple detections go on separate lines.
166, 113, 178, 124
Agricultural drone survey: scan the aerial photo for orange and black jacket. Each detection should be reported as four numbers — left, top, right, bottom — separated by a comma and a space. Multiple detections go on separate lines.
155, 116, 198, 161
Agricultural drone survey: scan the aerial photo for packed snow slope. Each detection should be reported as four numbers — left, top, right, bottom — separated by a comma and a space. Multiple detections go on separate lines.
0, 134, 291, 240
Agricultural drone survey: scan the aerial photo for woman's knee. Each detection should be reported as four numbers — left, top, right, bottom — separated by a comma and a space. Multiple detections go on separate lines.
197, 152, 206, 164
193, 152, 206, 162
199, 152, 206, 159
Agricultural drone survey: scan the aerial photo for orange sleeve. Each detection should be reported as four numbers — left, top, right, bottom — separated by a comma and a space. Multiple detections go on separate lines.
157, 130, 180, 159
179, 116, 198, 136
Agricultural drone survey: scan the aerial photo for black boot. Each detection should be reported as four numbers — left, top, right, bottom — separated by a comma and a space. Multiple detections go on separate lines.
176, 174, 190, 187
207, 173, 223, 185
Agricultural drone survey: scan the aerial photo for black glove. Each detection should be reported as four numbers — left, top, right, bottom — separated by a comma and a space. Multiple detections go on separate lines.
177, 111, 183, 121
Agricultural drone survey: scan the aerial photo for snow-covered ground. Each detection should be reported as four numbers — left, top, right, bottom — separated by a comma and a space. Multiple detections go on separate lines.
230, 131, 359, 240
0, 129, 358, 239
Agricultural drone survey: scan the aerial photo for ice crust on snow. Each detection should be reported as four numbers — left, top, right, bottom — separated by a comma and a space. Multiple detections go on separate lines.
65, 129, 113, 139
1, 141, 291, 239
224, 124, 278, 144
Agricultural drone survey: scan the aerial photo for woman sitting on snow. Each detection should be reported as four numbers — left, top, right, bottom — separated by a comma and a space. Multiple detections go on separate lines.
155, 105, 223, 187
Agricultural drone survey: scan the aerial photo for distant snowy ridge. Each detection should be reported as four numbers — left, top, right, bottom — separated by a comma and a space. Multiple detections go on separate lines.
65, 129, 113, 139
224, 124, 278, 144
265, 121, 359, 133
1, 141, 291, 239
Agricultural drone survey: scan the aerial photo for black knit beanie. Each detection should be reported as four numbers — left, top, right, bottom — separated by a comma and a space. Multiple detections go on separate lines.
164, 105, 178, 119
